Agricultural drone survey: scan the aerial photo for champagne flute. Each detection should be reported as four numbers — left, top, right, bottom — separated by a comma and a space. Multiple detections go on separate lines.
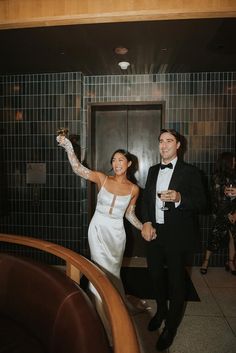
57, 127, 69, 146
57, 127, 69, 136
157, 190, 169, 211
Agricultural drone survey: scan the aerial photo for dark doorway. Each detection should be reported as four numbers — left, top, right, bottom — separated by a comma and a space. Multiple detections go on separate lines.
88, 102, 164, 257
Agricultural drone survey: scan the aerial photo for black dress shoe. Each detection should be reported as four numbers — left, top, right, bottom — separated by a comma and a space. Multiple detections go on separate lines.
148, 312, 165, 331
156, 327, 176, 351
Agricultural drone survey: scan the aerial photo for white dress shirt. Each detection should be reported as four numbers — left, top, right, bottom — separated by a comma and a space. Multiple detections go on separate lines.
155, 157, 179, 224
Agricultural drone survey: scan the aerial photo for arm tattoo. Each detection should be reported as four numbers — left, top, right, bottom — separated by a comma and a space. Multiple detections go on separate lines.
125, 205, 143, 230
57, 137, 91, 179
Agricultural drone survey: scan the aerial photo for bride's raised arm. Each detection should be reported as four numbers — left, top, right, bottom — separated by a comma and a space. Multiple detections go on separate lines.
56, 134, 103, 185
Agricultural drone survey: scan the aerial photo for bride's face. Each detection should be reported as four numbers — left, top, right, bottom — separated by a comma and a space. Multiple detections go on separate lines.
111, 153, 131, 176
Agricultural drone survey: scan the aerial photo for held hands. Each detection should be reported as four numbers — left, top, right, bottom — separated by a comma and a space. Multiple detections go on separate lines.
141, 223, 157, 242
159, 190, 181, 203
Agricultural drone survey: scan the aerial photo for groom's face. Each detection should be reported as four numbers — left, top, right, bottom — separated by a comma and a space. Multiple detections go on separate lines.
159, 132, 180, 163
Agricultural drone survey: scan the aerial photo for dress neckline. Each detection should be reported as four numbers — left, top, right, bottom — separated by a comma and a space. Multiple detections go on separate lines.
100, 175, 133, 197
100, 185, 132, 198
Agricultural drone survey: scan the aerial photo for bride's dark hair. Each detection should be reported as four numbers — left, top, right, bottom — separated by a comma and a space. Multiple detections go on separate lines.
110, 149, 138, 184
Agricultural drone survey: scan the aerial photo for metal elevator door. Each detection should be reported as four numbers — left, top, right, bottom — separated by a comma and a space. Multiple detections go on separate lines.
89, 103, 163, 257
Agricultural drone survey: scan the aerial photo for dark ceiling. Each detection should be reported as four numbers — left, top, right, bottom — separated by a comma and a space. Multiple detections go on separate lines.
0, 17, 236, 75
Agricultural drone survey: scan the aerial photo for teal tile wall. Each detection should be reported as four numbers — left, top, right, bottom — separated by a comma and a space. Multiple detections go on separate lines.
83, 72, 236, 266
0, 72, 84, 262
0, 71, 235, 265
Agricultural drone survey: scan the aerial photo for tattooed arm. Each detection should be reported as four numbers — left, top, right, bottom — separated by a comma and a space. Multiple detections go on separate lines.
125, 204, 143, 230
125, 185, 156, 238
56, 135, 103, 185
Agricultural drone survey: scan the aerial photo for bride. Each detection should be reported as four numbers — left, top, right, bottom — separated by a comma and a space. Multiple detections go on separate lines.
57, 130, 156, 332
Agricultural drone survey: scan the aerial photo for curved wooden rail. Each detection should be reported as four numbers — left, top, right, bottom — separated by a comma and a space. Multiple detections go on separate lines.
0, 233, 140, 353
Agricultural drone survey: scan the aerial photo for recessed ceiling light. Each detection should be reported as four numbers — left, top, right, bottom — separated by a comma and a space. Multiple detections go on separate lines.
114, 47, 128, 55
118, 61, 130, 70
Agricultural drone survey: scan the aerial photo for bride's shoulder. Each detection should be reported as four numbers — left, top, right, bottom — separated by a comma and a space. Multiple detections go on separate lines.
129, 182, 139, 193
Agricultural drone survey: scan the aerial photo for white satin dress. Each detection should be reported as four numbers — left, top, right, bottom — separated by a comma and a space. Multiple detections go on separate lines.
88, 178, 133, 297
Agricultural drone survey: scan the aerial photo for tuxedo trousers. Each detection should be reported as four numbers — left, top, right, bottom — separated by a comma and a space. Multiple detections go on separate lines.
146, 223, 188, 332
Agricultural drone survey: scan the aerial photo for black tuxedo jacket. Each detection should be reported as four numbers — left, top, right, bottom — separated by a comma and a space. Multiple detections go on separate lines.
142, 159, 206, 251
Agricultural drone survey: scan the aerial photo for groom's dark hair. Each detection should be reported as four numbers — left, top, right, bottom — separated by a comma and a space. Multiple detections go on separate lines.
158, 128, 181, 143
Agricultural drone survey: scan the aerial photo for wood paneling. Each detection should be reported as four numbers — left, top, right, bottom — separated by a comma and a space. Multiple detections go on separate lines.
0, 233, 140, 353
0, 0, 236, 29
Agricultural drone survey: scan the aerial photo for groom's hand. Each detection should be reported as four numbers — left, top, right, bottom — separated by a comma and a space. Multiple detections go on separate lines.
141, 222, 157, 242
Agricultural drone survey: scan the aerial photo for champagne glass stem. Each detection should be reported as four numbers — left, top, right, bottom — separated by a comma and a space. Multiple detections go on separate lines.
157, 191, 169, 211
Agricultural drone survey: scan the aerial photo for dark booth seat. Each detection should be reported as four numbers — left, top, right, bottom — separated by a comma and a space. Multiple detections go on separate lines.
0, 254, 110, 353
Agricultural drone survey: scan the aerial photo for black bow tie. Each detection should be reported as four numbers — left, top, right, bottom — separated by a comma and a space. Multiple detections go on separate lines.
160, 163, 173, 170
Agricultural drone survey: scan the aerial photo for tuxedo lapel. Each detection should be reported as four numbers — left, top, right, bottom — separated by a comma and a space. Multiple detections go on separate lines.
168, 160, 184, 189
149, 166, 160, 205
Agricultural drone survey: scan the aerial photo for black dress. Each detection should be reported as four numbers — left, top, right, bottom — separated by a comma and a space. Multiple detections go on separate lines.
207, 173, 236, 252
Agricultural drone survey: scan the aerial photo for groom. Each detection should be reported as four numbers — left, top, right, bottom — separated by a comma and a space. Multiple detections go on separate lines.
141, 128, 206, 351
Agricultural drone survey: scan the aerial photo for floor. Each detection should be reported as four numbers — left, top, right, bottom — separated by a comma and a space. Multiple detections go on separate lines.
130, 267, 236, 353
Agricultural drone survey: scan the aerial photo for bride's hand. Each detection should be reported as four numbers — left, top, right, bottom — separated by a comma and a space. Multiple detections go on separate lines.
56, 135, 71, 148
56, 134, 64, 145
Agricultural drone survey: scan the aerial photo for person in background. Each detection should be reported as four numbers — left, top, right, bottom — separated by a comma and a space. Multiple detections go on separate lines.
200, 152, 236, 275
141, 128, 206, 351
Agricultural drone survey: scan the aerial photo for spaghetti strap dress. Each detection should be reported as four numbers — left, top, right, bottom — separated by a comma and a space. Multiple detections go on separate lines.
88, 177, 133, 295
